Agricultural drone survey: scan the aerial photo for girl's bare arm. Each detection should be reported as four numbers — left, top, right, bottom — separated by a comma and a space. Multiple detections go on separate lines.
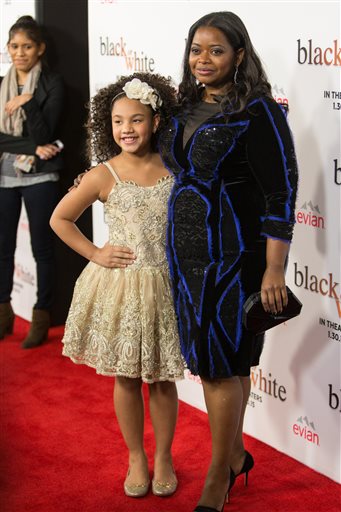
50, 169, 135, 268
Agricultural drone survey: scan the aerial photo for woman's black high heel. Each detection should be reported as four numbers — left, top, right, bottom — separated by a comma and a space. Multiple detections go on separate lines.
238, 451, 254, 486
229, 451, 254, 493
194, 495, 228, 512
228, 468, 236, 492
194, 469, 234, 512
194, 507, 221, 512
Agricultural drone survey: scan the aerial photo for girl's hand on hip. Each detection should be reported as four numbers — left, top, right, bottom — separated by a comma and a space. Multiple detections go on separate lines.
260, 265, 288, 315
92, 243, 136, 268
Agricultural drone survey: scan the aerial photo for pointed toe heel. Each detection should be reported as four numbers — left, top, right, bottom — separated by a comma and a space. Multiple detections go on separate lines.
194, 507, 220, 512
241, 451, 254, 486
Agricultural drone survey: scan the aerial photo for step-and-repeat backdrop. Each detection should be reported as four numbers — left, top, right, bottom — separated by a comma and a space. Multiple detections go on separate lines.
88, 0, 340, 482
1, 0, 37, 320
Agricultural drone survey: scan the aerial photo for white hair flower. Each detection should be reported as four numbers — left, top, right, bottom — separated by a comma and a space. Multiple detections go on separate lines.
122, 78, 162, 111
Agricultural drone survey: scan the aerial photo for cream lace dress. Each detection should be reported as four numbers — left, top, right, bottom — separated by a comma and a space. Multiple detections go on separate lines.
62, 162, 185, 383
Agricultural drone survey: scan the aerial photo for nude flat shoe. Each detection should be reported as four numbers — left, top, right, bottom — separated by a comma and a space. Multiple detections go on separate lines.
123, 469, 150, 498
152, 474, 178, 497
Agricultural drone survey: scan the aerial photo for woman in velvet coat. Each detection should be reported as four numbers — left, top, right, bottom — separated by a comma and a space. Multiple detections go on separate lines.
158, 11, 298, 512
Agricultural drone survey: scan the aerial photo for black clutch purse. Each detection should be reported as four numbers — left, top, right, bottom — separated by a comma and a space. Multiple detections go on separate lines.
243, 286, 302, 334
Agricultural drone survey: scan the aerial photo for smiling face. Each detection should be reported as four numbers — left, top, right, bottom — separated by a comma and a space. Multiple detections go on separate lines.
7, 30, 45, 74
111, 96, 160, 156
189, 26, 244, 98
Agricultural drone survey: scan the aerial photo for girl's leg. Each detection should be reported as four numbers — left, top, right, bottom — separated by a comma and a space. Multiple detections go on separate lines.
197, 376, 243, 510
148, 381, 178, 483
113, 376, 149, 484
230, 376, 251, 473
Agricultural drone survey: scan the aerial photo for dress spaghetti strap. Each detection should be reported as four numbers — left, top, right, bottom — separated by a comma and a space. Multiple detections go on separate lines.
102, 161, 121, 183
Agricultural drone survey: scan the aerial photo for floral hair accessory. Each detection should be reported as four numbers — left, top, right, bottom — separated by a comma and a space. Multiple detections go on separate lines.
121, 78, 163, 111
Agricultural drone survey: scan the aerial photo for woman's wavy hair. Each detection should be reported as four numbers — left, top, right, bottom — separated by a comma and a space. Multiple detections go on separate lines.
178, 11, 273, 114
85, 72, 177, 164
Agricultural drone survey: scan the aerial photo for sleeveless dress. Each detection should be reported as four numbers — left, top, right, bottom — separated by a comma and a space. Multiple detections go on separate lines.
61, 162, 185, 383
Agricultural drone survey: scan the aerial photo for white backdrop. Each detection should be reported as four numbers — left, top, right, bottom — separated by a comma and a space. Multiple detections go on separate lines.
88, 0, 341, 482
0, 0, 37, 320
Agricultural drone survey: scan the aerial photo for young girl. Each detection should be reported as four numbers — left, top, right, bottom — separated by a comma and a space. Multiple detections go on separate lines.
50, 73, 185, 498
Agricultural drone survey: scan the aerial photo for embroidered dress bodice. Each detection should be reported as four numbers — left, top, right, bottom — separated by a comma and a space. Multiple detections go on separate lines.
103, 161, 173, 270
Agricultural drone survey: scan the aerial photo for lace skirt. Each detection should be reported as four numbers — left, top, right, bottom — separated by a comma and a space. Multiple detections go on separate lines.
62, 262, 185, 383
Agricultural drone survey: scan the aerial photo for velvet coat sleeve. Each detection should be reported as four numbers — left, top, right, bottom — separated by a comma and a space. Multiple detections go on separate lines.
246, 98, 298, 243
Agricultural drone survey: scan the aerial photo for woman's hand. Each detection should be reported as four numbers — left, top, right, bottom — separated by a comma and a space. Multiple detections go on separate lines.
260, 264, 288, 315
68, 171, 87, 191
36, 143, 61, 160
91, 243, 136, 268
5, 94, 33, 115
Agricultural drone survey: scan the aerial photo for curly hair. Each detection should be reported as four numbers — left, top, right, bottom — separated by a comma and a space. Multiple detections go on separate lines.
85, 72, 177, 164
178, 11, 272, 114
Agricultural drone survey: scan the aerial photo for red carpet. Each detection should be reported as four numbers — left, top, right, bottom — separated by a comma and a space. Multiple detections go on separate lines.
1, 317, 340, 512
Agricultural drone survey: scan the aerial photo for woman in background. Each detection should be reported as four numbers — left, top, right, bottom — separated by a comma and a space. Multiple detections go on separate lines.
0, 15, 64, 348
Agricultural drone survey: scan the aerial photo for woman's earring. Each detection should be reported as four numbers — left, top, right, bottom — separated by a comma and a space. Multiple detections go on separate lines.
233, 66, 239, 85
195, 78, 201, 86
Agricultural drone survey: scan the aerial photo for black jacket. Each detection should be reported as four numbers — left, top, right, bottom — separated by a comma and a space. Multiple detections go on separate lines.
0, 68, 65, 174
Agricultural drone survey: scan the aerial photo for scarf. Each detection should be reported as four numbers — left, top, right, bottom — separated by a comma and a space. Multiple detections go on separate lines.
0, 61, 42, 173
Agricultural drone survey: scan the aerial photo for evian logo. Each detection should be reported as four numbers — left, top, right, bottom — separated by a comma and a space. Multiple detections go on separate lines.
99, 36, 155, 72
292, 416, 320, 446
296, 201, 325, 229
272, 84, 289, 108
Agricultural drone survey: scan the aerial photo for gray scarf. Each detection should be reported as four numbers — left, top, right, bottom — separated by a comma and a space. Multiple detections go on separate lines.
0, 61, 42, 173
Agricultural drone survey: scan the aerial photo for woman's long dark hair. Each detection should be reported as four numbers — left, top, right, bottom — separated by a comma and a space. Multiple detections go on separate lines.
178, 11, 272, 114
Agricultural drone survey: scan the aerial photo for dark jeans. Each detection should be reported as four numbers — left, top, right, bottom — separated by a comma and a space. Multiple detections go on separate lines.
0, 181, 59, 310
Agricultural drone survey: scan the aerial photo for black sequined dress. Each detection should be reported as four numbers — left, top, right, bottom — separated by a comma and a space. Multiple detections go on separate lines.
158, 97, 298, 378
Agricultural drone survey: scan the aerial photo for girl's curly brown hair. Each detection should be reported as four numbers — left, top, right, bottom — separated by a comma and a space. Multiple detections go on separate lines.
85, 72, 177, 163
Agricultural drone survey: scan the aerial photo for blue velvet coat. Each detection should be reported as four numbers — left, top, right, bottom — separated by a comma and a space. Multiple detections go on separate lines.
158, 97, 298, 378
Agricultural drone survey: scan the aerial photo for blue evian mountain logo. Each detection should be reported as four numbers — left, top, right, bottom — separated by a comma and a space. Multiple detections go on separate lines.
272, 84, 289, 109
296, 200, 325, 229
292, 415, 320, 446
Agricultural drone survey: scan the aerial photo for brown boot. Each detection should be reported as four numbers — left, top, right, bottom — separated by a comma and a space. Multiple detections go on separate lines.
21, 309, 50, 349
0, 302, 15, 339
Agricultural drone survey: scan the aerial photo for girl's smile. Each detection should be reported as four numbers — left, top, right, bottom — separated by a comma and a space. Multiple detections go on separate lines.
111, 97, 159, 155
